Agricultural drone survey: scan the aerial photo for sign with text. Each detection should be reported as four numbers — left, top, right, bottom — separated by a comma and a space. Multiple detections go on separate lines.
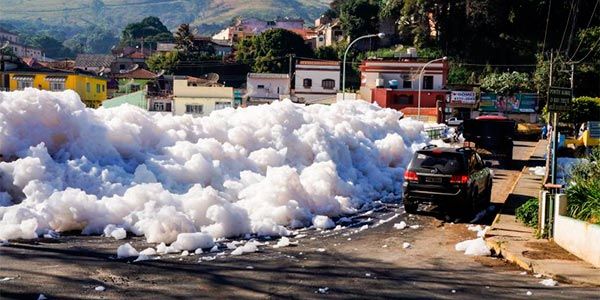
450, 91, 476, 104
548, 87, 572, 112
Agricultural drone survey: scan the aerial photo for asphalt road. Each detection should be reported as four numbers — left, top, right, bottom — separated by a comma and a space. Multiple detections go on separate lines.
1, 140, 599, 299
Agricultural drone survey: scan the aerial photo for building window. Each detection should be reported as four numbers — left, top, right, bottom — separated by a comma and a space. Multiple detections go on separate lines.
153, 102, 165, 111
50, 82, 65, 91
303, 78, 312, 88
257, 84, 265, 89
120, 64, 125, 70
185, 104, 204, 114
215, 101, 231, 110
402, 80, 412, 89
393, 94, 413, 105
86, 82, 91, 93
322, 79, 335, 90
16, 80, 33, 90
422, 75, 434, 90
96, 84, 101, 93
102, 84, 105, 92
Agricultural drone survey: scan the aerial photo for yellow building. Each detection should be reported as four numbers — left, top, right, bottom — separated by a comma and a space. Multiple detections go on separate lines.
173, 76, 233, 116
8, 69, 108, 108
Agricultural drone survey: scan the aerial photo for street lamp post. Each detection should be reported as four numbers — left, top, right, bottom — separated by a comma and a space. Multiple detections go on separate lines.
417, 56, 447, 120
342, 32, 385, 101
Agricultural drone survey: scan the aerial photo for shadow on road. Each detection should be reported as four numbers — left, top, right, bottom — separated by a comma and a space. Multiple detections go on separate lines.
0, 237, 582, 300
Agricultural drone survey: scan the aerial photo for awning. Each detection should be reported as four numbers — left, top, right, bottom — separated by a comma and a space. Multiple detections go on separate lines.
12, 75, 34, 81
45, 76, 67, 83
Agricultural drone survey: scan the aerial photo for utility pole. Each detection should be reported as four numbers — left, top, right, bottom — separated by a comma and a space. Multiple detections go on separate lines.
288, 54, 294, 82
547, 50, 556, 184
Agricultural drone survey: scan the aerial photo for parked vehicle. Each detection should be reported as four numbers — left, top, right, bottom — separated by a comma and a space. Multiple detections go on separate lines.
403, 145, 493, 218
446, 117, 463, 126
462, 116, 516, 164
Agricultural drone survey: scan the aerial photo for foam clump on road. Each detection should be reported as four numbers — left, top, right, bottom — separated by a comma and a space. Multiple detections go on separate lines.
455, 238, 491, 256
170, 232, 215, 251
117, 242, 139, 258
312, 215, 335, 229
456, 225, 491, 256
0, 89, 429, 243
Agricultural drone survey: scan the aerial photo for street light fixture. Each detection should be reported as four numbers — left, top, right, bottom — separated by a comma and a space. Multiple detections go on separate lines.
417, 56, 447, 121
342, 33, 385, 101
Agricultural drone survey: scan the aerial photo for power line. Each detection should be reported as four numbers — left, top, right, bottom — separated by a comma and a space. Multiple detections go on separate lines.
568, 0, 599, 61
569, 35, 600, 64
542, 0, 553, 53
558, 0, 576, 53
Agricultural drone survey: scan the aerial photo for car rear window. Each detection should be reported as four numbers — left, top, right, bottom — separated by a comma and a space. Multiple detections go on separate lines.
410, 151, 466, 174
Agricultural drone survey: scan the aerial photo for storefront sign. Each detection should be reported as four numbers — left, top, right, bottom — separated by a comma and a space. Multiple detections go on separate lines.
450, 91, 476, 103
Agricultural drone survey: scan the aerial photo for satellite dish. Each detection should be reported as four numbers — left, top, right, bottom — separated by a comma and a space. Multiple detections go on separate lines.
155, 69, 165, 77
0, 41, 9, 50
120, 64, 139, 74
203, 72, 219, 83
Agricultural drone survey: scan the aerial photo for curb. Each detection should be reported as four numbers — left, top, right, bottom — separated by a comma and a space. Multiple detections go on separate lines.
486, 238, 531, 271
482, 140, 594, 285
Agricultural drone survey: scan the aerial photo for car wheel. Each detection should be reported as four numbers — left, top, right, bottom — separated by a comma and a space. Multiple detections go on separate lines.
460, 189, 477, 221
403, 198, 418, 214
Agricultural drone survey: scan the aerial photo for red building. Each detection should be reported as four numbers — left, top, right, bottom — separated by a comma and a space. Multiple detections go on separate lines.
359, 57, 449, 122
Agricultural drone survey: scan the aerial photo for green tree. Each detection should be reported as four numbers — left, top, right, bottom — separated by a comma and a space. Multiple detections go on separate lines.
120, 16, 173, 47
448, 64, 476, 85
315, 46, 339, 60
175, 23, 196, 53
339, 0, 380, 39
28, 34, 75, 58
146, 51, 180, 74
481, 72, 534, 95
64, 25, 118, 54
564, 97, 600, 126
533, 52, 570, 98
236, 29, 313, 73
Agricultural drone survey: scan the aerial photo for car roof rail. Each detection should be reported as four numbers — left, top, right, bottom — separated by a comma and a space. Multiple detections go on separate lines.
422, 144, 438, 150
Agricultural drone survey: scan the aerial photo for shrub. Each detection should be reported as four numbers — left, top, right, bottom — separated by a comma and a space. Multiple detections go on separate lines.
516, 198, 539, 227
565, 147, 600, 224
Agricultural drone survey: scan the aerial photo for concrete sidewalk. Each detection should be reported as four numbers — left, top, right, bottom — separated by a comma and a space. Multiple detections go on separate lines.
485, 139, 600, 286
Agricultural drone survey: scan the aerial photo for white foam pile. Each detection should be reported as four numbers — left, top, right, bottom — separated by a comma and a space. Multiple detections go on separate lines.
455, 225, 491, 256
0, 89, 429, 243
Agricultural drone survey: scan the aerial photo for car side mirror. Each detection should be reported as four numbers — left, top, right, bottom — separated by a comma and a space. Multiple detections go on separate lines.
485, 161, 492, 168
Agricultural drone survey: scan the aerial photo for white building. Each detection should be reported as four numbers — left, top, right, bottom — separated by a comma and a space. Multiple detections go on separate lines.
358, 57, 448, 102
0, 27, 44, 60
245, 73, 290, 105
212, 17, 304, 43
294, 60, 340, 104
172, 77, 234, 116
314, 19, 344, 48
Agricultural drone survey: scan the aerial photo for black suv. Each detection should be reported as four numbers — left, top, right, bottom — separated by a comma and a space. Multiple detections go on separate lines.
402, 145, 493, 217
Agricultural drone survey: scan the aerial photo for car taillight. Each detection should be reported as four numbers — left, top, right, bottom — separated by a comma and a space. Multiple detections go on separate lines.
450, 174, 469, 184
404, 170, 418, 182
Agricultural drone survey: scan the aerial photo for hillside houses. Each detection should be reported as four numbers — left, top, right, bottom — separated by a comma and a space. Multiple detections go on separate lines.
212, 17, 304, 43
0, 27, 45, 60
